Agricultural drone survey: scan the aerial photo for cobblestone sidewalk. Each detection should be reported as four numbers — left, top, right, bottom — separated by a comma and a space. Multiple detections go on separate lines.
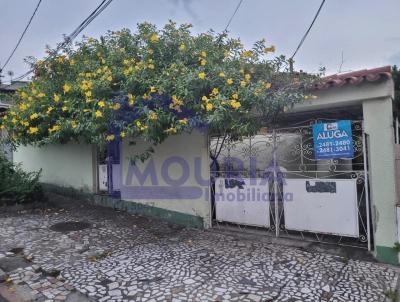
0, 195, 398, 302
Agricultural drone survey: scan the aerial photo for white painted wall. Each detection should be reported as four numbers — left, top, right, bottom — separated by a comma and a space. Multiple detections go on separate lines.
291, 80, 394, 113
363, 96, 398, 250
13, 142, 95, 192
120, 130, 211, 228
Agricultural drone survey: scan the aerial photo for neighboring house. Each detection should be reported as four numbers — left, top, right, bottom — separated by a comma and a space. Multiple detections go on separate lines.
0, 100, 10, 160
0, 81, 27, 160
12, 66, 400, 264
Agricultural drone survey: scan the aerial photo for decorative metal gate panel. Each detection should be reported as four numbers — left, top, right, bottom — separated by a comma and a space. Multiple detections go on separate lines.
210, 119, 371, 250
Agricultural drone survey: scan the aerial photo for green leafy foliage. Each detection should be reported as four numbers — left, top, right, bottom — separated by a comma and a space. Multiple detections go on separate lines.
384, 288, 397, 302
0, 155, 45, 204
0, 21, 315, 158
392, 241, 400, 253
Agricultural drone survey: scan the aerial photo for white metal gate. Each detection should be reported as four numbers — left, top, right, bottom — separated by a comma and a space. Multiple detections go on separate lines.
210, 119, 371, 250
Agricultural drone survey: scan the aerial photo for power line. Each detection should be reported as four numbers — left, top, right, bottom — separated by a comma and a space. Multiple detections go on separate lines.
69, 0, 112, 41
8, 0, 114, 83
290, 0, 326, 61
224, 0, 244, 33
0, 0, 43, 72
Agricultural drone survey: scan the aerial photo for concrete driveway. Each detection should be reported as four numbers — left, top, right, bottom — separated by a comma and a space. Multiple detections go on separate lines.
0, 194, 398, 302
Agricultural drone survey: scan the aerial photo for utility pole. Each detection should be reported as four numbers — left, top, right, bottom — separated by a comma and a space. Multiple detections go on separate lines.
7, 71, 14, 83
338, 50, 345, 73
288, 58, 294, 73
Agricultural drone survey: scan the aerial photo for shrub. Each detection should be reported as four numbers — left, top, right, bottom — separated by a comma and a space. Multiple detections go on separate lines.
0, 155, 45, 205
0, 22, 314, 162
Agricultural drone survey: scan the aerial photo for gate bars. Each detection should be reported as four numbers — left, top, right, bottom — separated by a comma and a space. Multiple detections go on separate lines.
210, 119, 372, 250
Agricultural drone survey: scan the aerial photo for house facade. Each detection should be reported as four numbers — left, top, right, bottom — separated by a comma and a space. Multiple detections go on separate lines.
0, 100, 11, 160
1, 81, 28, 160
12, 66, 400, 264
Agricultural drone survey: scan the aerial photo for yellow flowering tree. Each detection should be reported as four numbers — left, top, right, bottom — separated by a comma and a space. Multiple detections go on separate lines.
1, 21, 314, 160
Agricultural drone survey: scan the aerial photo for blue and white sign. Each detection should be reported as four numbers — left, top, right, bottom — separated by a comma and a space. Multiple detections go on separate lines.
312, 120, 353, 160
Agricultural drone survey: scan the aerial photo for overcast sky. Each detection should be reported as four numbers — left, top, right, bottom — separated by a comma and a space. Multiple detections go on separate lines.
1, 0, 399, 82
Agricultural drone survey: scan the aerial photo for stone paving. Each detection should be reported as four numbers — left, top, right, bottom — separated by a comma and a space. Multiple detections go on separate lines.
0, 194, 399, 302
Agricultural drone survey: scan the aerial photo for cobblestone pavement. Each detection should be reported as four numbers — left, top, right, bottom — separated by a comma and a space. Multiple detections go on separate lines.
0, 195, 398, 302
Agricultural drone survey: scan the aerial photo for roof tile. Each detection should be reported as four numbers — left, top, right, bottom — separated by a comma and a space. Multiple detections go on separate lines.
313, 66, 392, 90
